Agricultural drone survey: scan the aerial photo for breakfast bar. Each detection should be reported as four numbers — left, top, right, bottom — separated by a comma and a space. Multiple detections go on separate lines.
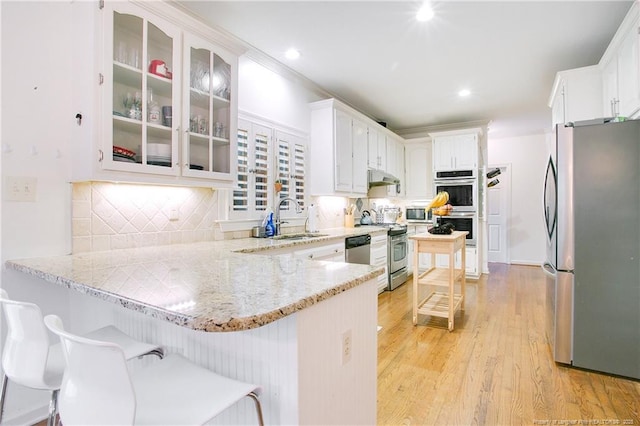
4, 231, 384, 425
410, 230, 468, 331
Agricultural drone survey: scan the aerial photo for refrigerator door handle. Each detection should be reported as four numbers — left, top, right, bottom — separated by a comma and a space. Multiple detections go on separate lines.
541, 262, 556, 278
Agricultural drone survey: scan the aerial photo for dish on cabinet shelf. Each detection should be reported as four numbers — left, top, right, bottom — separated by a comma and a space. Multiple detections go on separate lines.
147, 142, 171, 157
113, 145, 136, 158
113, 154, 136, 163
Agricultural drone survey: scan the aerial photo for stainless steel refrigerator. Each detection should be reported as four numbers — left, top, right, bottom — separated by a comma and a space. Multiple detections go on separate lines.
542, 120, 640, 380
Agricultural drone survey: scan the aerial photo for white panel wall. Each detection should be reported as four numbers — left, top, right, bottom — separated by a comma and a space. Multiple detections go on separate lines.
1, 1, 73, 261
1, 3, 75, 423
488, 132, 551, 264
237, 56, 324, 133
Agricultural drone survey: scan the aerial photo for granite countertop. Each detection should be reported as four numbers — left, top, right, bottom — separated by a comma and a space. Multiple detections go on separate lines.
5, 227, 387, 332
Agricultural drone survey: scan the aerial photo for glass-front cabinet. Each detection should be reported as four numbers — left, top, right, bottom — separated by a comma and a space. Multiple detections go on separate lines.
101, 2, 236, 185
182, 33, 235, 180
105, 4, 180, 175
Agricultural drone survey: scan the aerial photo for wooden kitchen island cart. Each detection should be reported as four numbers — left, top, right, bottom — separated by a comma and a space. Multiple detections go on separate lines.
409, 231, 468, 331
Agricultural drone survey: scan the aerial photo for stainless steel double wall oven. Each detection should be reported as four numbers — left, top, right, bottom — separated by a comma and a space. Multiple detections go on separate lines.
433, 169, 478, 246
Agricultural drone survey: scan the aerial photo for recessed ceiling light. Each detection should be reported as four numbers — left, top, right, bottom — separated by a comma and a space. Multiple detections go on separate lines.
416, 3, 434, 22
285, 48, 301, 60
458, 89, 471, 97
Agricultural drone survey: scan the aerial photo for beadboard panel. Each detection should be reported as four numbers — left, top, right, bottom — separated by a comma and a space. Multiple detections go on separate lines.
69, 291, 299, 425
67, 280, 377, 424
297, 279, 378, 425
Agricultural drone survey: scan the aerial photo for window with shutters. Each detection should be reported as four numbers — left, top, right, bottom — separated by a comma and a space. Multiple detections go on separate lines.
275, 130, 306, 217
230, 117, 307, 222
232, 119, 273, 218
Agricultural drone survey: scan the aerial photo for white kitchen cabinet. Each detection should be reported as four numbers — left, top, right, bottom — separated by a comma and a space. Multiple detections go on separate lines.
371, 234, 388, 293
600, 8, 640, 119
103, 3, 181, 177
352, 118, 369, 194
181, 32, 236, 180
385, 138, 405, 197
404, 142, 432, 199
549, 66, 602, 128
294, 242, 345, 262
309, 99, 368, 196
91, 2, 237, 186
432, 133, 478, 171
367, 127, 387, 171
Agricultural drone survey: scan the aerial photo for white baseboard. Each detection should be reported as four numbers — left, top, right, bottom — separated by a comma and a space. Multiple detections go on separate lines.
2, 405, 48, 426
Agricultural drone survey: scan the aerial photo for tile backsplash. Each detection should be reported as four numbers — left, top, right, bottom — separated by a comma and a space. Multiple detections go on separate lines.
72, 182, 218, 253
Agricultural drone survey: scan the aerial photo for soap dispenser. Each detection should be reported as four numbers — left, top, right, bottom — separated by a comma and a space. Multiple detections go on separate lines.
265, 212, 275, 237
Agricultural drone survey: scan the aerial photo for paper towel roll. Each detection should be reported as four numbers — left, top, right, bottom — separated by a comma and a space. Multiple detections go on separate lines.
307, 204, 318, 233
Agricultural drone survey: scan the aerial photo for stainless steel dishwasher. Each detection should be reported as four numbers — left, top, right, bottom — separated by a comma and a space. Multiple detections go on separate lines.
345, 234, 371, 265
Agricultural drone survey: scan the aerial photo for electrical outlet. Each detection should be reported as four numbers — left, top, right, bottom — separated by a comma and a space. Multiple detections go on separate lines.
341, 329, 352, 365
169, 208, 179, 221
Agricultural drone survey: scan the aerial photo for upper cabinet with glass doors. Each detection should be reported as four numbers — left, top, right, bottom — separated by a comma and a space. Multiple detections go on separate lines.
182, 33, 236, 181
105, 3, 180, 176
100, 2, 237, 186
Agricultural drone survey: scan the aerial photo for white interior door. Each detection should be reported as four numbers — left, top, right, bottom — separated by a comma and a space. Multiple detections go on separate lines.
487, 165, 510, 263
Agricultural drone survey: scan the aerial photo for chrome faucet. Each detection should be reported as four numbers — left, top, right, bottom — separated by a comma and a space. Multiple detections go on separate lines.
275, 197, 302, 236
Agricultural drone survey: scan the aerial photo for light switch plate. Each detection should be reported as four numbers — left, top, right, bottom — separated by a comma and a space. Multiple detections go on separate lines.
4, 176, 37, 202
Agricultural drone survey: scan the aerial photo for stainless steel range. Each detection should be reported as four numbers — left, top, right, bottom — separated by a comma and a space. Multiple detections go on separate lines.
387, 224, 408, 290
357, 211, 408, 290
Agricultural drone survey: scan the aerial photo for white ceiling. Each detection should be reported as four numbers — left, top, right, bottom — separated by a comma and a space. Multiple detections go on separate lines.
177, 1, 632, 138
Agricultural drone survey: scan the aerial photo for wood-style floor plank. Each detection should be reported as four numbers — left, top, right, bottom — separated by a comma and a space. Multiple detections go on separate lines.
377, 263, 640, 426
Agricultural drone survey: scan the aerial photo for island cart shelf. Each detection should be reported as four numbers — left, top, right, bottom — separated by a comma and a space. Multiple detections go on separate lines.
409, 230, 469, 331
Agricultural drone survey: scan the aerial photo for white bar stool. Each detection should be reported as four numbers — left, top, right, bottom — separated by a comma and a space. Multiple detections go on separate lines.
0, 289, 164, 426
44, 314, 265, 425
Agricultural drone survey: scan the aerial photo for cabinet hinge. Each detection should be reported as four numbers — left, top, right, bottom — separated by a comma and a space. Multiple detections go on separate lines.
99, 0, 104, 10
98, 73, 104, 85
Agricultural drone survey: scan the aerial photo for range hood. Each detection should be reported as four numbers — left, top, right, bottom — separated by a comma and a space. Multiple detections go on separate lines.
368, 169, 400, 187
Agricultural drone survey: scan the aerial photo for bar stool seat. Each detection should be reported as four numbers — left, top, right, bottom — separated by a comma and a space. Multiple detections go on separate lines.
44, 314, 265, 425
0, 289, 163, 426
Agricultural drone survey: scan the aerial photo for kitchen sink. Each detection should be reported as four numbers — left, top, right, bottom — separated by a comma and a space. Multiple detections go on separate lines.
271, 233, 330, 240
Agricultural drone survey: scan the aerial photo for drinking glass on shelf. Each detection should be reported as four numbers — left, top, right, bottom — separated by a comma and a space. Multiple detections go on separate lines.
198, 117, 208, 135
129, 47, 140, 69
116, 41, 127, 64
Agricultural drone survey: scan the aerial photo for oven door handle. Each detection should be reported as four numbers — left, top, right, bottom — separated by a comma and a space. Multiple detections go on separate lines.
446, 212, 475, 217
435, 179, 477, 184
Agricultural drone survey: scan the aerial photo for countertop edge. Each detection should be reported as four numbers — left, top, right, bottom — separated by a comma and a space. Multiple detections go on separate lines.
5, 251, 385, 332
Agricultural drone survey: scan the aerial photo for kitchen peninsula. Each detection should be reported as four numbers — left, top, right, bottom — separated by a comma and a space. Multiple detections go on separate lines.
4, 228, 384, 425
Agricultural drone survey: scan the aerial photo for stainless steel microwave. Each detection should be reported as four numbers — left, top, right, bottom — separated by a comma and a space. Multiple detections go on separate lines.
405, 206, 432, 223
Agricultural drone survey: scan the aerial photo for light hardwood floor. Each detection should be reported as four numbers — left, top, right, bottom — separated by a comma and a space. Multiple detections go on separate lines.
377, 263, 640, 425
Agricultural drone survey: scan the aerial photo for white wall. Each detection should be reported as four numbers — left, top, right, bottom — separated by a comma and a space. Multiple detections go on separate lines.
237, 56, 324, 133
1, 2, 76, 422
1, 1, 73, 261
488, 132, 551, 265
